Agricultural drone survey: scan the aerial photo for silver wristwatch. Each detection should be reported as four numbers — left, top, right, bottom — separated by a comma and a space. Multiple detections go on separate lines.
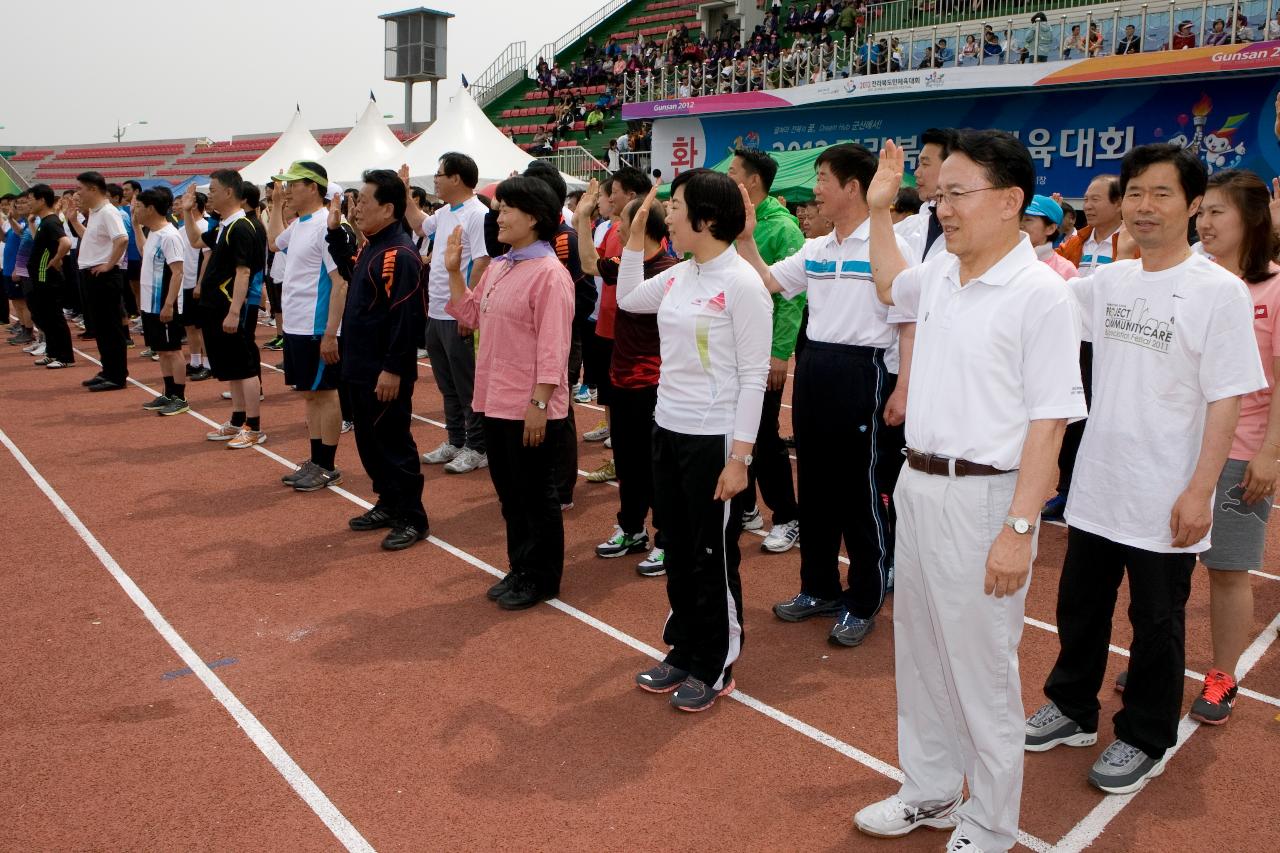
729, 452, 753, 466
529, 398, 547, 410
1005, 516, 1035, 535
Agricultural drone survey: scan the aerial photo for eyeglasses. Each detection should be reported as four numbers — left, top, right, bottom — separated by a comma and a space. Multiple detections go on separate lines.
931, 186, 1008, 208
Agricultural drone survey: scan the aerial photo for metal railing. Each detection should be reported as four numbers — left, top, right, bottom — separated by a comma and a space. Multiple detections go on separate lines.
864, 0, 1112, 34
472, 41, 529, 107
532, 147, 651, 179
527, 0, 636, 78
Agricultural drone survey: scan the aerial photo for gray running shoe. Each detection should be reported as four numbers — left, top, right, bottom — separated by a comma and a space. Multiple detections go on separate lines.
292, 465, 343, 492
1024, 702, 1097, 752
773, 592, 843, 622
829, 610, 875, 647
282, 460, 317, 485
142, 395, 171, 411
1088, 739, 1167, 794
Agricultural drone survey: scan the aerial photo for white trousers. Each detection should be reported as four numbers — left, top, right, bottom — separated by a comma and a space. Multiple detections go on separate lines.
892, 466, 1035, 853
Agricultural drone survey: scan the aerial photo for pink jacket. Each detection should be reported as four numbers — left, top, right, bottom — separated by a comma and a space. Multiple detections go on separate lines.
446, 254, 574, 420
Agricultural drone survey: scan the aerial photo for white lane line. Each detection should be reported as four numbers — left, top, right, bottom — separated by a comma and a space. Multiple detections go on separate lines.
0, 425, 375, 853
57, 345, 1055, 852
1050, 610, 1280, 853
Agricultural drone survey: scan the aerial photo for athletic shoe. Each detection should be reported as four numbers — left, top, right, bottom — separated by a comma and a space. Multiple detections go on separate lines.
603, 436, 612, 449
1190, 668, 1238, 725
853, 792, 962, 838
148, 351, 160, 362
293, 466, 343, 492
349, 506, 396, 531
142, 395, 172, 411
44, 359, 70, 369
139, 347, 155, 359
21, 339, 42, 353
8, 330, 33, 345
487, 573, 517, 601
945, 829, 986, 852
1024, 701, 1097, 752
1088, 739, 1167, 794
636, 548, 666, 577
596, 526, 649, 558
741, 506, 764, 531
635, 662, 688, 693
560, 502, 575, 511
282, 460, 316, 485
125, 337, 135, 349
206, 422, 240, 441
263, 335, 284, 351
184, 364, 197, 376
585, 459, 617, 482
773, 592, 843, 622
82, 373, 106, 386
87, 380, 125, 392
33, 356, 53, 366
1042, 492, 1067, 522
670, 676, 734, 712
782, 434, 795, 448
573, 384, 592, 404
421, 440, 462, 464
226, 428, 266, 449
829, 610, 875, 647
341, 420, 354, 434
1115, 670, 1127, 692
381, 523, 427, 551
444, 447, 487, 474
584, 420, 610, 442
189, 367, 212, 381
221, 390, 232, 400
497, 575, 549, 610
761, 520, 800, 553
158, 398, 190, 416
30, 341, 46, 356
416, 347, 428, 359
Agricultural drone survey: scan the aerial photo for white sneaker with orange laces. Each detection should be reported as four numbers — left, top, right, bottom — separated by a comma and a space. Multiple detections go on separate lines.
226, 428, 267, 449
206, 422, 240, 441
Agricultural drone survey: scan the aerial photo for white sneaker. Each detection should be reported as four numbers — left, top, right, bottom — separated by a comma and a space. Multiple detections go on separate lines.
945, 829, 986, 852
22, 340, 43, 354
220, 389, 264, 401
761, 519, 800, 553
741, 506, 764, 531
584, 420, 610, 442
603, 436, 612, 449
853, 793, 961, 838
444, 447, 488, 474
341, 420, 354, 434
32, 341, 47, 356
416, 347, 428, 359
421, 440, 462, 464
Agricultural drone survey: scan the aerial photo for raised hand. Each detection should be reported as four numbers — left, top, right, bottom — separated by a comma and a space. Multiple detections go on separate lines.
627, 183, 660, 251
443, 225, 464, 273
737, 182, 757, 241
182, 184, 197, 214
867, 139, 905, 211
328, 192, 342, 229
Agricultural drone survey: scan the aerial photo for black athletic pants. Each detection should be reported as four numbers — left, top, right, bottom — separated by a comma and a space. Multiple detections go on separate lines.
348, 378, 428, 531
794, 340, 901, 619
611, 385, 662, 536
484, 416, 566, 597
61, 249, 81, 315
84, 268, 127, 383
27, 280, 74, 364
735, 386, 798, 525
1056, 342, 1093, 495
1044, 526, 1195, 760
652, 426, 743, 690
552, 404, 577, 506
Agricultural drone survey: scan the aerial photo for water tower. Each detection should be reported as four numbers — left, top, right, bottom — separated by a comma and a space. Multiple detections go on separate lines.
380, 7, 454, 133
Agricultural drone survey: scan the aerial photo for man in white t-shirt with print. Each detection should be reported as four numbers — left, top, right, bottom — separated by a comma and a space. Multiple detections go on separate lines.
1026, 144, 1266, 796
402, 154, 491, 474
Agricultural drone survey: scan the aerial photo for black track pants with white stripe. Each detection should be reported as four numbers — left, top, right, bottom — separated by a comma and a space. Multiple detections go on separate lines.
652, 426, 744, 691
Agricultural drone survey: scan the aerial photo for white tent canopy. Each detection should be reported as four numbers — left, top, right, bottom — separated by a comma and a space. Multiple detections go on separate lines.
239, 109, 327, 187
319, 100, 408, 186
402, 88, 584, 190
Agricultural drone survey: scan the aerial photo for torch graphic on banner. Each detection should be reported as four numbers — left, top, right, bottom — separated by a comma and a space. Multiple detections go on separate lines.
1190, 94, 1213, 153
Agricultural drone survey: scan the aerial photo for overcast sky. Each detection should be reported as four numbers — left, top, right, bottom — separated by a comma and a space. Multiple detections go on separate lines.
1, 0, 603, 147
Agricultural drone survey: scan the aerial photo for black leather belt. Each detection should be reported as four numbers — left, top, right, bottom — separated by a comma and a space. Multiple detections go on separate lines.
906, 449, 1010, 477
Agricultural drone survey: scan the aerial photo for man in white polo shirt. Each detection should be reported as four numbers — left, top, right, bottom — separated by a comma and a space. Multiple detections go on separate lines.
893, 127, 956, 264
737, 142, 914, 649
1026, 144, 1265, 796
66, 170, 130, 391
401, 154, 491, 475
855, 130, 1085, 853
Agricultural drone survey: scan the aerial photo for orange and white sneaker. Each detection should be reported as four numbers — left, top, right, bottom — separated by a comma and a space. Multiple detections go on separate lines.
1190, 668, 1238, 725
206, 422, 240, 441
226, 428, 267, 450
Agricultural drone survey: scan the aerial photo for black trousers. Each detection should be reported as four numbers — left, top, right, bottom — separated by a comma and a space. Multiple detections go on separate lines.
652, 426, 743, 690
611, 385, 661, 535
552, 403, 577, 506
485, 416, 566, 596
1044, 526, 1195, 760
27, 280, 74, 363
61, 250, 81, 315
84, 269, 127, 383
1056, 342, 1093, 495
737, 386, 798, 525
794, 341, 901, 618
348, 378, 428, 531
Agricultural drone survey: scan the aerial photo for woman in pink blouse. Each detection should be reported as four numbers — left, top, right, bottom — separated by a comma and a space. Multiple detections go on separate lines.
444, 176, 575, 611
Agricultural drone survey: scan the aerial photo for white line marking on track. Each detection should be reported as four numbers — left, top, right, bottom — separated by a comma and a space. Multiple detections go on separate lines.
1049, 610, 1280, 852
57, 345, 1056, 850
0, 425, 375, 853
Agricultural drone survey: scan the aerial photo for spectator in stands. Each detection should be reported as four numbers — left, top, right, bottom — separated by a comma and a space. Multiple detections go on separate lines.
1087, 22, 1105, 56
1268, 10, 1280, 40
960, 33, 979, 63
583, 36, 598, 62
1167, 20, 1196, 49
1116, 24, 1141, 54
917, 46, 941, 69
1020, 12, 1054, 64
1062, 24, 1085, 58
935, 38, 952, 63
982, 29, 1005, 62
838, 2, 865, 44
585, 105, 605, 140
1206, 18, 1230, 46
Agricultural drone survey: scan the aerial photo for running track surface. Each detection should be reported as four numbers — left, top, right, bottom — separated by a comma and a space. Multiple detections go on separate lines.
3, 331, 1279, 853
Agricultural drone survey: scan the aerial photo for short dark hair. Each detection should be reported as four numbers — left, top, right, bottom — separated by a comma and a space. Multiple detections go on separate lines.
1119, 143, 1206, 205
362, 169, 408, 220
124, 179, 142, 193
567, 189, 584, 204
410, 186, 429, 208
28, 184, 56, 208
60, 189, 76, 197
1059, 199, 1075, 218
137, 187, 173, 217
494, 175, 562, 242
0, 194, 13, 202
194, 191, 208, 212
1088, 173, 1122, 203
734, 148, 778, 193
949, 129, 1036, 215
920, 127, 957, 158
241, 181, 261, 210
523, 159, 568, 207
611, 166, 652, 197
814, 142, 877, 196
106, 183, 124, 201
1206, 169, 1276, 284
439, 151, 479, 189
209, 169, 245, 199
622, 196, 669, 243
892, 186, 922, 216
670, 168, 745, 242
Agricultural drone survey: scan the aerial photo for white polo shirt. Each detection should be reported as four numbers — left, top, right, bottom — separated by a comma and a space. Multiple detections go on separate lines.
894, 204, 946, 264
275, 210, 339, 336
1065, 254, 1266, 553
1078, 225, 1118, 276
418, 195, 490, 320
139, 223, 186, 315
768, 218, 914, 360
177, 215, 208, 290
77, 201, 127, 269
891, 234, 1086, 471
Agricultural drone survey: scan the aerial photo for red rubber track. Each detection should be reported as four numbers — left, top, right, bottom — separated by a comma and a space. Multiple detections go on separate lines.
2, 332, 1278, 852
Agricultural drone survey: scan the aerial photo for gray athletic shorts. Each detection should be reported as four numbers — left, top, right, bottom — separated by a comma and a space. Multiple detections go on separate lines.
1202, 458, 1273, 571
